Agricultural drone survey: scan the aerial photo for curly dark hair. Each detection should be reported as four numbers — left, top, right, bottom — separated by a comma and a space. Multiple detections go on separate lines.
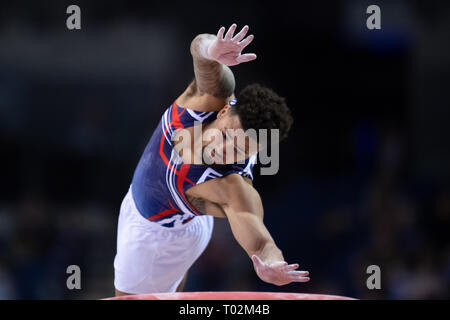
230, 84, 293, 142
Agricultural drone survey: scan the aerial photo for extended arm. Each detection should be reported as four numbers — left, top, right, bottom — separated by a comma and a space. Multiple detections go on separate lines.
220, 175, 310, 286
190, 24, 256, 99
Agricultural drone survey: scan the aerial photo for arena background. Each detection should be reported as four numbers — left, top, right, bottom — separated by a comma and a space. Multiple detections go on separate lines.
0, 0, 449, 299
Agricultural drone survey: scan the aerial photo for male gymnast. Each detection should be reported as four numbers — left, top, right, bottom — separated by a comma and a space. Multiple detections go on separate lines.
114, 24, 310, 296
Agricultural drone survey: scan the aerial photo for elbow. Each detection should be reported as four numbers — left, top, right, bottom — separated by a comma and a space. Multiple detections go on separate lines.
190, 35, 201, 56
218, 67, 235, 98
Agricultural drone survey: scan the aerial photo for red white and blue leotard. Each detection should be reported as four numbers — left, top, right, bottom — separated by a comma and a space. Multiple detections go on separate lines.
131, 101, 256, 228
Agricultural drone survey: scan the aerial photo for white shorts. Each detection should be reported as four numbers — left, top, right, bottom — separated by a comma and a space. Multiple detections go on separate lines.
113, 186, 214, 294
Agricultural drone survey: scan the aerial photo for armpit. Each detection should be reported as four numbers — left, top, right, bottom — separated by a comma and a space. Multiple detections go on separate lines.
186, 194, 227, 218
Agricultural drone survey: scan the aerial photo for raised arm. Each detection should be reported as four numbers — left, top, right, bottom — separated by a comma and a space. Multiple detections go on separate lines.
190, 24, 257, 99
219, 175, 310, 286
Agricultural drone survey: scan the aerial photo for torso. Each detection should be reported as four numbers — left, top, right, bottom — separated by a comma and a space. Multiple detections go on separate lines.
130, 87, 255, 227
176, 83, 239, 218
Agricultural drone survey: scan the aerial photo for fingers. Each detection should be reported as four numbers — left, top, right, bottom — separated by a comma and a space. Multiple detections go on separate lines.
216, 27, 226, 40
287, 269, 310, 282
238, 35, 255, 51
219, 24, 253, 46
284, 264, 300, 271
290, 276, 310, 283
224, 24, 237, 41
236, 53, 257, 64
232, 25, 249, 42
287, 270, 309, 277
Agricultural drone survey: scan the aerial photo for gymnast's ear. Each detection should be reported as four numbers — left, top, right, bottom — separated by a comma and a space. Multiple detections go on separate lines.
217, 104, 231, 119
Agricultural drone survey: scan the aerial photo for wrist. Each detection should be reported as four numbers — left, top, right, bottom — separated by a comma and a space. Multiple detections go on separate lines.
199, 42, 211, 60
195, 34, 216, 61
256, 242, 284, 265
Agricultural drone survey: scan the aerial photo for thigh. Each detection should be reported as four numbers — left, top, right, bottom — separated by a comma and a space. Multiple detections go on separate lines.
148, 215, 215, 292
114, 190, 161, 293
114, 205, 214, 294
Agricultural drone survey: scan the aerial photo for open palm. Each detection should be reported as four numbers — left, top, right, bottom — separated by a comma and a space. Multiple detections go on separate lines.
251, 255, 310, 286
207, 24, 257, 66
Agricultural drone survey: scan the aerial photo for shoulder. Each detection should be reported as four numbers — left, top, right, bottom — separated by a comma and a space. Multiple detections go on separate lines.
176, 80, 235, 113
217, 174, 258, 203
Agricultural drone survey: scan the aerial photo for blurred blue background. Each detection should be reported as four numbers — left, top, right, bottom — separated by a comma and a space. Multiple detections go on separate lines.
0, 0, 449, 299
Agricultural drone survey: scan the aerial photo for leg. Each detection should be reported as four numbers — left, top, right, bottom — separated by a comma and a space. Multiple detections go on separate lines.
176, 271, 188, 292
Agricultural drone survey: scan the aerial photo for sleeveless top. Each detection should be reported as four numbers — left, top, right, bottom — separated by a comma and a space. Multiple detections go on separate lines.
131, 100, 256, 228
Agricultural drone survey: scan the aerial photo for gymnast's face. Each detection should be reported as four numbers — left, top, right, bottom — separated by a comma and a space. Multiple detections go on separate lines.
201, 105, 260, 165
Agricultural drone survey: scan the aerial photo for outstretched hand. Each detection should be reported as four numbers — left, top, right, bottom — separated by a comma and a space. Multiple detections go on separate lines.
206, 24, 257, 66
251, 255, 310, 286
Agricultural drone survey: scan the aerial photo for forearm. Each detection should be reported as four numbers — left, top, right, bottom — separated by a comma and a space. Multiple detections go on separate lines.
190, 34, 235, 98
220, 175, 286, 268
227, 209, 284, 265
239, 225, 284, 265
